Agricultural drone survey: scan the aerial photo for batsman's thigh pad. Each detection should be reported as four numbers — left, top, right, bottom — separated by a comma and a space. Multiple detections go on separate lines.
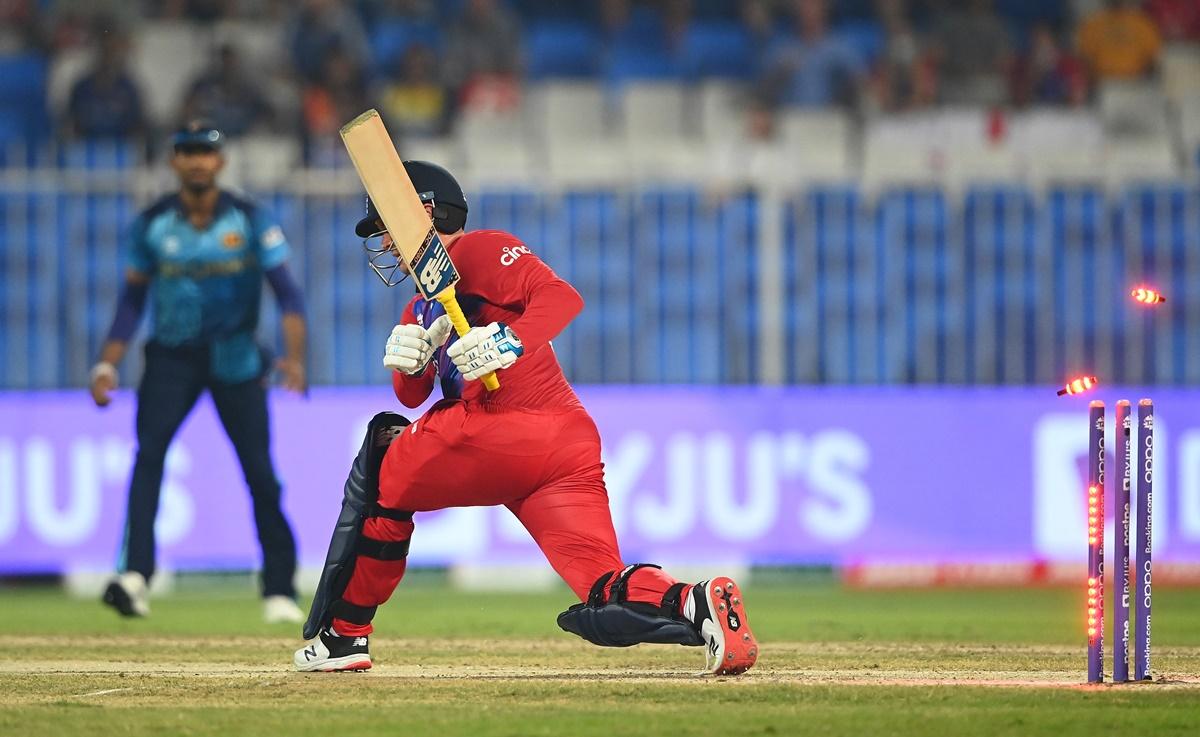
304, 411, 412, 640
557, 564, 703, 647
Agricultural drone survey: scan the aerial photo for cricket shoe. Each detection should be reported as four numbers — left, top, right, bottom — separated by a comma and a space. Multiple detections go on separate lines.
263, 595, 305, 624
102, 572, 150, 617
688, 577, 758, 675
294, 627, 372, 672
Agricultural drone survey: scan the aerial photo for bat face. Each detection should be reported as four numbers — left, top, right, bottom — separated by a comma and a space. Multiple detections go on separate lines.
340, 109, 459, 299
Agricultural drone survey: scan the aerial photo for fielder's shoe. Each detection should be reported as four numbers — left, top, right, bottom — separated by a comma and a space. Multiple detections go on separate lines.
102, 572, 150, 618
294, 627, 372, 672
263, 595, 305, 624
688, 577, 758, 675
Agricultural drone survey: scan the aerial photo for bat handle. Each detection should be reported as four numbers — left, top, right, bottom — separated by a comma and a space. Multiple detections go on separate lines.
435, 286, 500, 392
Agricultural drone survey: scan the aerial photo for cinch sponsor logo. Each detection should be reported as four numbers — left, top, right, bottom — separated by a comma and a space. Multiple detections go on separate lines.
500, 245, 531, 266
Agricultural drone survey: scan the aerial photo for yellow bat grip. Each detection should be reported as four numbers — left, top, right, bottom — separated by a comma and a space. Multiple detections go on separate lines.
435, 285, 500, 391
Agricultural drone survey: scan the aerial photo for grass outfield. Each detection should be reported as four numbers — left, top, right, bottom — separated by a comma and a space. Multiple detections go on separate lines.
2, 578, 1199, 736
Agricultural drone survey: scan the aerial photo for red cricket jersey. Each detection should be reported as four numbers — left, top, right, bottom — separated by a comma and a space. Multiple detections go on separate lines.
392, 229, 584, 410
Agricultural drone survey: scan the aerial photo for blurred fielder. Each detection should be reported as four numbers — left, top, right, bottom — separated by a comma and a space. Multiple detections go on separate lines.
89, 121, 309, 624
295, 161, 758, 675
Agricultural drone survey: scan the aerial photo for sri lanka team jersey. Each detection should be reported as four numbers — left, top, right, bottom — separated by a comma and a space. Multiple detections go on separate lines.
126, 191, 290, 382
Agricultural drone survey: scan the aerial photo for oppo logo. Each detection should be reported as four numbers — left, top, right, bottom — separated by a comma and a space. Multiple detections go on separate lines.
1142, 560, 1153, 608
500, 245, 531, 266
1142, 436, 1154, 483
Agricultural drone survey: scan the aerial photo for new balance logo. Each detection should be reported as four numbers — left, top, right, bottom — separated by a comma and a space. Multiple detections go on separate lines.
415, 233, 455, 296
354, 638, 368, 647
303, 645, 317, 661
708, 637, 719, 659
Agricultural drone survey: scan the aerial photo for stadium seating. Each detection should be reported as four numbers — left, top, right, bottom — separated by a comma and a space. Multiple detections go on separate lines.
525, 21, 602, 79
1098, 81, 1170, 140
368, 19, 442, 72
128, 22, 209, 127
0, 54, 49, 146
1160, 43, 1200, 108
680, 22, 756, 80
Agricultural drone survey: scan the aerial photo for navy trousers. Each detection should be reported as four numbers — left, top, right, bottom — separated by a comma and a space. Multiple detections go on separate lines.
118, 341, 297, 597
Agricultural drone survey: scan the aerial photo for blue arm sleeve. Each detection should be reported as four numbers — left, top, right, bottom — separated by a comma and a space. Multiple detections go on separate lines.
265, 264, 305, 316
252, 207, 291, 270
106, 280, 149, 342
125, 214, 155, 274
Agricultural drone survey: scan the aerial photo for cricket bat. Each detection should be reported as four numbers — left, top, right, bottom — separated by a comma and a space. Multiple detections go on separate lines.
340, 109, 499, 391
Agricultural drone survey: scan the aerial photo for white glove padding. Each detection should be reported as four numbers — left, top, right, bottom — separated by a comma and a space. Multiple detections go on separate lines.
383, 314, 452, 374
446, 321, 524, 381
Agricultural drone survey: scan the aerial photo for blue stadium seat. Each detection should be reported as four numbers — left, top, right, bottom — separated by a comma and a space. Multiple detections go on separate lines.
834, 20, 884, 66
605, 41, 687, 85
619, 5, 667, 46
368, 20, 441, 71
681, 22, 755, 80
526, 21, 602, 79
0, 54, 49, 146
0, 54, 45, 101
0, 113, 27, 156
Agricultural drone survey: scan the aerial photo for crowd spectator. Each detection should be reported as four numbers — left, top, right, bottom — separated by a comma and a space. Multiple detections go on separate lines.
158, 0, 234, 23
599, 0, 633, 42
1011, 24, 1088, 107
1143, 0, 1200, 42
928, 0, 1012, 106
43, 1, 138, 51
740, 0, 774, 43
0, 0, 36, 53
181, 43, 274, 136
378, 43, 449, 138
286, 0, 371, 83
300, 43, 369, 145
359, 0, 435, 27
757, 0, 867, 110
65, 31, 146, 140
444, 0, 522, 112
662, 0, 693, 51
870, 0, 936, 112
20, 0, 1199, 156
1076, 0, 1162, 80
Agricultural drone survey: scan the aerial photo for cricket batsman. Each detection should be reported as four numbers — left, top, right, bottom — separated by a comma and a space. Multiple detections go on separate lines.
294, 161, 758, 675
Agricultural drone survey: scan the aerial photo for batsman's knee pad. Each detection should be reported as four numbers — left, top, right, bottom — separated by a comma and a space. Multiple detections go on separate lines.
557, 564, 703, 647
303, 412, 412, 640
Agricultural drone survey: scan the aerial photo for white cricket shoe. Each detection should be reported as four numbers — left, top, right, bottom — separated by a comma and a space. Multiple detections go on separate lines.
263, 595, 305, 624
102, 572, 150, 617
687, 577, 758, 675
294, 627, 372, 672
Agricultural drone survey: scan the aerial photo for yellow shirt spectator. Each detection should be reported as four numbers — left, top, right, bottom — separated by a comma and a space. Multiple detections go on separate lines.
1077, 5, 1163, 79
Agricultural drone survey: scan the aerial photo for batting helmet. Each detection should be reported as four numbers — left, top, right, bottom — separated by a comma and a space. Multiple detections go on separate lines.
353, 160, 468, 237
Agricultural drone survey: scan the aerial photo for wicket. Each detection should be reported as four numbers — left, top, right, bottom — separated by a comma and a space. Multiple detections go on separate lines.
1086, 398, 1154, 684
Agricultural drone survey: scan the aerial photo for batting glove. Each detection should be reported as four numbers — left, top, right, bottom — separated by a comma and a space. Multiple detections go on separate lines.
446, 322, 524, 381
383, 314, 452, 374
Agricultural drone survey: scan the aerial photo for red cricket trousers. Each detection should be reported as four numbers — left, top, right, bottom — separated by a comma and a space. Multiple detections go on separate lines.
333, 399, 680, 635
